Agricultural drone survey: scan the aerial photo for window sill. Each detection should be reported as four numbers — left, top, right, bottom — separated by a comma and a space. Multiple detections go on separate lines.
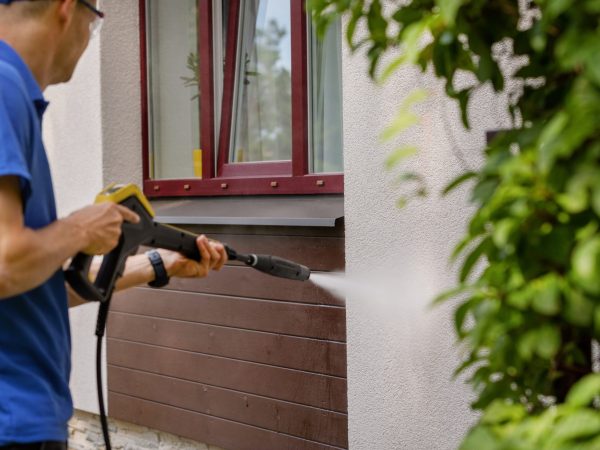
150, 195, 344, 227
144, 174, 343, 197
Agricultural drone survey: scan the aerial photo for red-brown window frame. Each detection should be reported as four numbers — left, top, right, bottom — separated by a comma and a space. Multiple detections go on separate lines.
139, 0, 344, 198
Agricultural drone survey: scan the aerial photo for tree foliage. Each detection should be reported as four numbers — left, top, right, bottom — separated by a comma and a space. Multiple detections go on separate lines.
308, 0, 600, 448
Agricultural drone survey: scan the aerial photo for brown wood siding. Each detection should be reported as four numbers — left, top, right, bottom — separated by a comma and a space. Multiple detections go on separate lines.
107, 224, 347, 449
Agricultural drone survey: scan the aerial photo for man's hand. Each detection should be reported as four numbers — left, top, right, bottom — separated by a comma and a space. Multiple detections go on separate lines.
0, 176, 143, 299
66, 203, 140, 255
158, 235, 228, 279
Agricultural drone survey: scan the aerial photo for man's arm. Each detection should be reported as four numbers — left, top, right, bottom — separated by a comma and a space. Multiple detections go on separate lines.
0, 176, 139, 299
67, 236, 227, 308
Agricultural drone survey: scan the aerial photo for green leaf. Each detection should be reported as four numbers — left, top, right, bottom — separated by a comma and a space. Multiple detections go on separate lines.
535, 325, 561, 359
366, 0, 387, 43
436, 0, 464, 26
454, 300, 472, 338
460, 237, 490, 283
595, 306, 600, 339
507, 288, 532, 310
384, 147, 418, 169
530, 21, 547, 52
531, 274, 561, 316
396, 197, 408, 209
566, 374, 600, 407
492, 218, 517, 253
443, 172, 477, 195
471, 179, 499, 205
481, 400, 526, 425
546, 0, 575, 19
538, 111, 569, 174
345, 0, 365, 49
451, 234, 477, 262
392, 6, 424, 26
380, 113, 418, 141
518, 325, 561, 360
516, 332, 535, 360
380, 89, 428, 141
572, 237, 600, 295
548, 410, 600, 444
459, 426, 499, 450
564, 289, 594, 327
379, 21, 429, 82
432, 283, 471, 305
591, 183, 600, 217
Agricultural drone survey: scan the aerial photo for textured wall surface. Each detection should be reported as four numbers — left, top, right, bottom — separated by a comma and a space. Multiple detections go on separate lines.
43, 35, 104, 415
100, 0, 144, 187
341, 37, 513, 450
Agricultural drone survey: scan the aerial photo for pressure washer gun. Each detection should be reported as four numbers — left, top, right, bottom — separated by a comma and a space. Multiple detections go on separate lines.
63, 183, 311, 450
64, 183, 311, 336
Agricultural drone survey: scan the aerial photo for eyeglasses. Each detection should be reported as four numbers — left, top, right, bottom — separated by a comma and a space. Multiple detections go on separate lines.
78, 0, 104, 38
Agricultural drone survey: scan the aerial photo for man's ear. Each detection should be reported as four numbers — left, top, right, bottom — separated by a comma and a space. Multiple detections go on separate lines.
54, 0, 78, 26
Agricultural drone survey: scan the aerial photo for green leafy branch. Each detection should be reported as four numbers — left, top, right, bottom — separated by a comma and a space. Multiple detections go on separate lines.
308, 0, 600, 447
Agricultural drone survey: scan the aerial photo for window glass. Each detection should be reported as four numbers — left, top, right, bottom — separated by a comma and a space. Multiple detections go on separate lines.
309, 18, 344, 173
147, 0, 200, 179
229, 0, 292, 163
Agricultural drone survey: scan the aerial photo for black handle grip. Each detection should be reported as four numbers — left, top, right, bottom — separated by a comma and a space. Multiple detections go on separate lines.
145, 222, 200, 261
64, 253, 103, 302
64, 233, 131, 303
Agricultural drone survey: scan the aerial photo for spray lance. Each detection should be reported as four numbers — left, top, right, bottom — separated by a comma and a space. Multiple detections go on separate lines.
64, 183, 311, 450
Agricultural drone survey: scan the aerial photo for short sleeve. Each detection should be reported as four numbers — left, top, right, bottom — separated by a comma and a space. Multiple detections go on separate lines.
0, 75, 32, 204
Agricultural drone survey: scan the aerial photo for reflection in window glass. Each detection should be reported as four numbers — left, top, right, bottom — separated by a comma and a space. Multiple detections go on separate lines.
148, 0, 199, 179
230, 0, 292, 163
309, 19, 344, 173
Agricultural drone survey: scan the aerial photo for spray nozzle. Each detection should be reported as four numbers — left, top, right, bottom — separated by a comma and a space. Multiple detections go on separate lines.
226, 247, 311, 281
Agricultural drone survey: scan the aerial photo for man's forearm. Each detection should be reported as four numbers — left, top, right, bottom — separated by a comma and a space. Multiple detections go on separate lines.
0, 216, 88, 299
115, 253, 155, 292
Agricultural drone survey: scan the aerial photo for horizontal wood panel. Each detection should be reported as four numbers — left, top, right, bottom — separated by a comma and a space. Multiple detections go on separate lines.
165, 265, 344, 306
107, 339, 347, 412
108, 313, 346, 377
211, 234, 344, 271
108, 366, 348, 448
111, 288, 346, 341
109, 393, 346, 450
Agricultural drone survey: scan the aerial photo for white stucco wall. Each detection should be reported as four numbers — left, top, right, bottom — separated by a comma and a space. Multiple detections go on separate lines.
342, 39, 512, 450
99, 0, 143, 187
43, 37, 105, 415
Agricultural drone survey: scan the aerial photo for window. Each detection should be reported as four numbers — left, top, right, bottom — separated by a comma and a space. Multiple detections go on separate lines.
141, 0, 344, 197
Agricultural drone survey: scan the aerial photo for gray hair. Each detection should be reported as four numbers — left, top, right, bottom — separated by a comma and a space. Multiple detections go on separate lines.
5, 0, 53, 18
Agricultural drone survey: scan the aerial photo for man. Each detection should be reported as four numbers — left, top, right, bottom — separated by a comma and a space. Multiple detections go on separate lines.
0, 1, 227, 448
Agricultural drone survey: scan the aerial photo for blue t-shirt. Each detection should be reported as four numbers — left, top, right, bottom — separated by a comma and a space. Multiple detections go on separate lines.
0, 41, 72, 444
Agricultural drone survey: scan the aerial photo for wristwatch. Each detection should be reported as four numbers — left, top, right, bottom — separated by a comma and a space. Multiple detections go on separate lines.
146, 250, 170, 288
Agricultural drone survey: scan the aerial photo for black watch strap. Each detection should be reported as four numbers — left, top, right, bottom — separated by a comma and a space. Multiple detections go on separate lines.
147, 250, 170, 288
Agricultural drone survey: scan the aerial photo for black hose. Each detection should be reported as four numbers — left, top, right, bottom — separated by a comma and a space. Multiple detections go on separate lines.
96, 303, 112, 450
89, 246, 308, 450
